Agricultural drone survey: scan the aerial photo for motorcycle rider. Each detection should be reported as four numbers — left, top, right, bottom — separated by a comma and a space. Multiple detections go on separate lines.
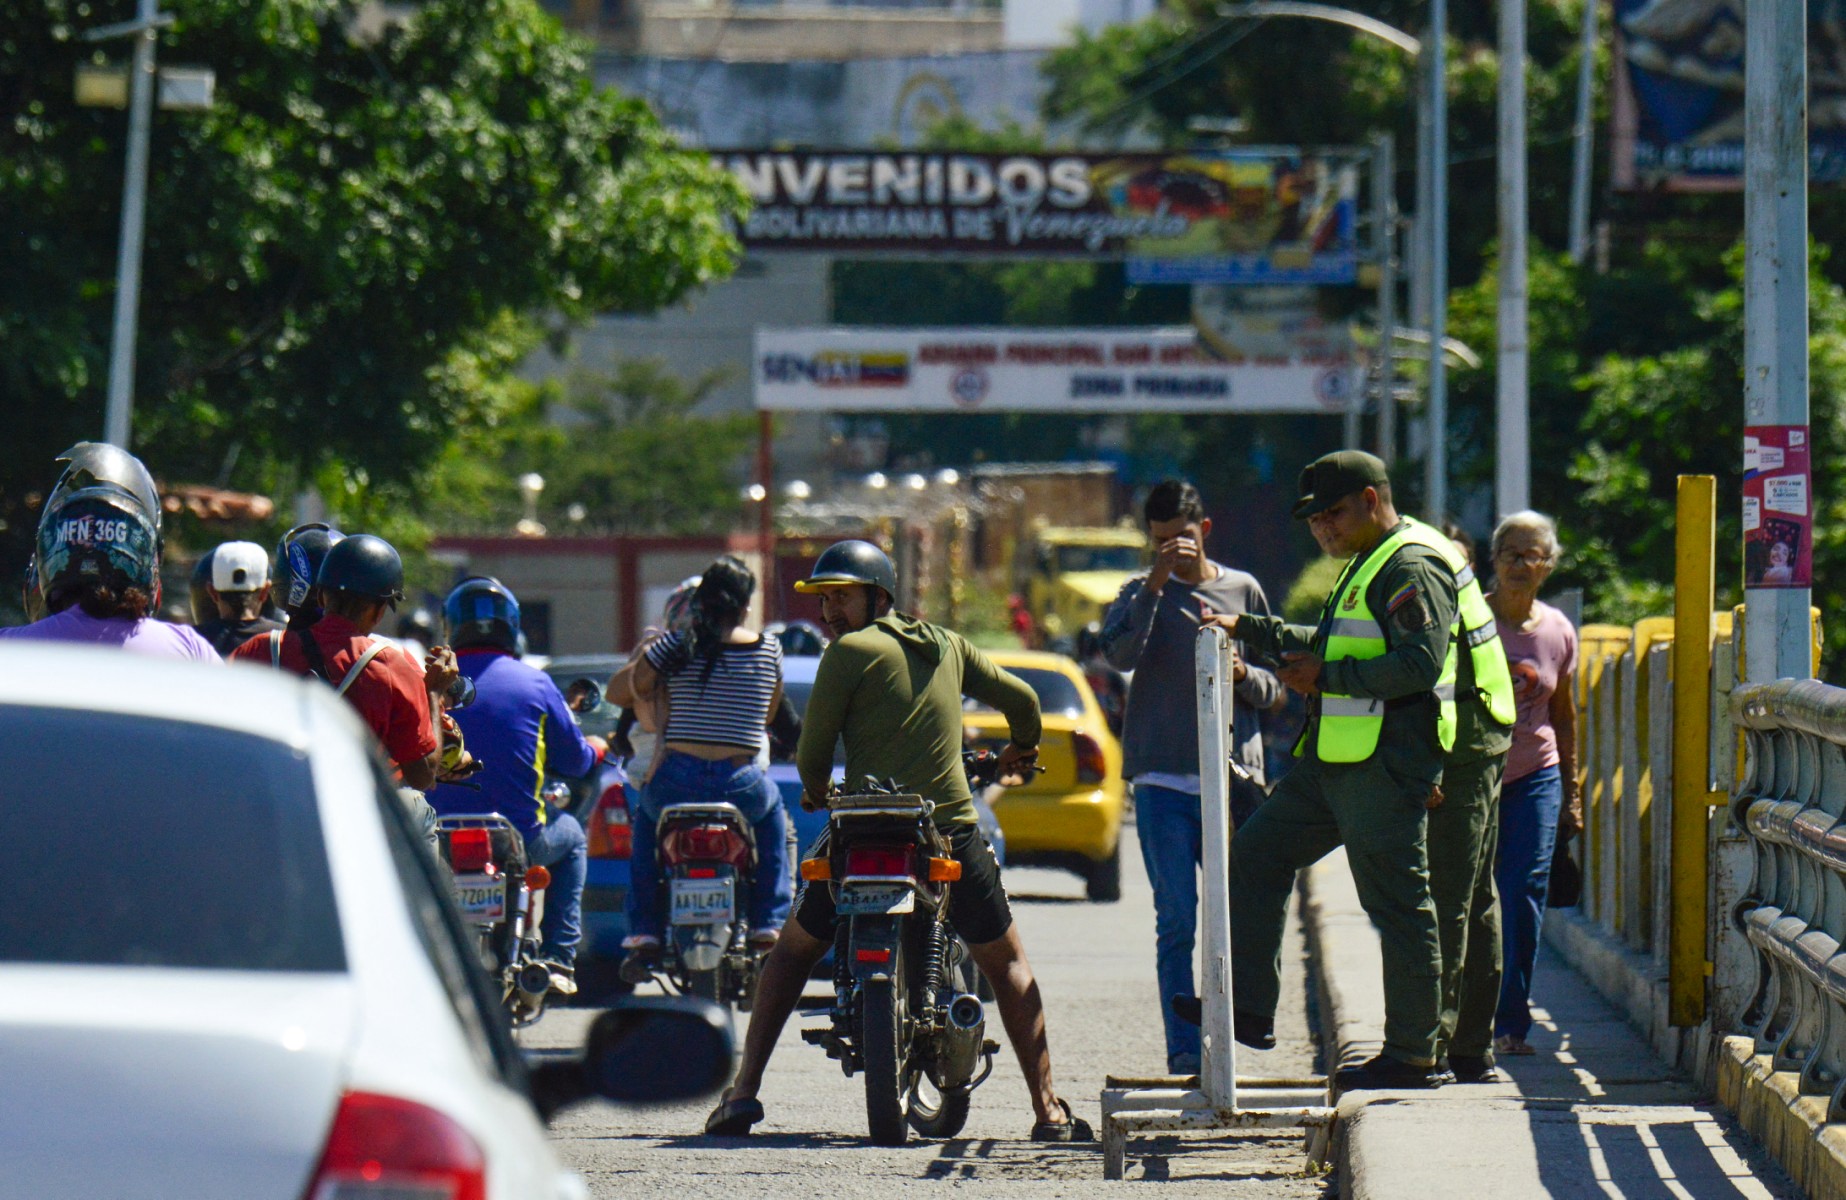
229, 534, 454, 793
271, 522, 344, 629
704, 540, 1091, 1143
194, 541, 285, 656
429, 576, 608, 996
1, 443, 218, 661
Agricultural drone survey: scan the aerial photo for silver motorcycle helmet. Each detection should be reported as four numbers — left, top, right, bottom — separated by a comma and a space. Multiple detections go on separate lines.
35, 442, 165, 612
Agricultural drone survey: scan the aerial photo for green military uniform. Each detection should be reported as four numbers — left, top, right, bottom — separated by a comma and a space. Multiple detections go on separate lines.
1235, 529, 1456, 1067
1431, 607, 1514, 1066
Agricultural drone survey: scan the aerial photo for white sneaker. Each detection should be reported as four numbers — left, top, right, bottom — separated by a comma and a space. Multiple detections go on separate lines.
544, 962, 578, 996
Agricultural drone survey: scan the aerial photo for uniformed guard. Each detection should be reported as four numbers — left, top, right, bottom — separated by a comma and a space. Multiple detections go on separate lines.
1428, 532, 1516, 1083
1204, 450, 1510, 1089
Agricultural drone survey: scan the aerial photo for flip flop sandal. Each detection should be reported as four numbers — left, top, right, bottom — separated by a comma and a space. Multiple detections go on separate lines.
705, 1096, 765, 1137
1030, 1097, 1095, 1143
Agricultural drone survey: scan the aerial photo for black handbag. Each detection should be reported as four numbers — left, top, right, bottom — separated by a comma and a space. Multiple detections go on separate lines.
1547, 834, 1582, 908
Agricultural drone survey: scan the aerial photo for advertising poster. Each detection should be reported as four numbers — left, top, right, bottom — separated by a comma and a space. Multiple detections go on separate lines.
714, 149, 1358, 282
1612, 0, 1846, 187
1743, 425, 1812, 589
754, 327, 1358, 414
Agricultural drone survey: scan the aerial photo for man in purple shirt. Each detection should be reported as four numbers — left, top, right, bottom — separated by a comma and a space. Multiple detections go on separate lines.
0, 443, 218, 663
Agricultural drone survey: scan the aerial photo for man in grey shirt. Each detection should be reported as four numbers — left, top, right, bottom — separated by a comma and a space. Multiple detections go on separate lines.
1100, 480, 1281, 1073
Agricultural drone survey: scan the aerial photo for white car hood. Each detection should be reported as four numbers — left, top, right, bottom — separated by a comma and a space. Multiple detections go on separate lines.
0, 967, 357, 1200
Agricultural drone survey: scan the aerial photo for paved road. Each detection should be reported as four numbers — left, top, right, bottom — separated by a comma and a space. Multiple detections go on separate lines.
527, 824, 1335, 1196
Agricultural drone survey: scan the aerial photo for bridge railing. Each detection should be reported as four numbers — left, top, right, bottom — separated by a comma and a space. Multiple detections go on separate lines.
1729, 679, 1846, 1118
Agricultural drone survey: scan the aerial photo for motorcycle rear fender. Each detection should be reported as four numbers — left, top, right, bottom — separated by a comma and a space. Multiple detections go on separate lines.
846, 915, 903, 984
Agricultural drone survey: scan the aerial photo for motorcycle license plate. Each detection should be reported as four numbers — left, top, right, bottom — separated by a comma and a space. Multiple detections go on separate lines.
453, 874, 505, 924
838, 883, 915, 915
671, 878, 734, 925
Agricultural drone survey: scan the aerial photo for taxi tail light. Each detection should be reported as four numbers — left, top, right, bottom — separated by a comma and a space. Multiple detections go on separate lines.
445, 827, 493, 874
524, 865, 551, 891
844, 844, 914, 879
1073, 731, 1108, 785
303, 1090, 486, 1200
586, 781, 631, 860
662, 824, 750, 869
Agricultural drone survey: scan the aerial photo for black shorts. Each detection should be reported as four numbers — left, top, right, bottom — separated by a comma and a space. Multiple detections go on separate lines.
793, 822, 1013, 947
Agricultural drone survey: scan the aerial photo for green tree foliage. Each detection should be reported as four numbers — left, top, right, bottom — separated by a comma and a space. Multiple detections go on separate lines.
0, 0, 743, 566
422, 359, 758, 537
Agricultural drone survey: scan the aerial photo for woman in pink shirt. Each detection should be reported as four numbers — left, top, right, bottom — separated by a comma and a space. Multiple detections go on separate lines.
1488, 511, 1579, 1057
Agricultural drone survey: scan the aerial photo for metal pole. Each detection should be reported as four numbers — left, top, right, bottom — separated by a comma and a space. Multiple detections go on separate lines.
1568, 0, 1599, 263
1497, 0, 1530, 516
1195, 625, 1237, 1109
757, 409, 778, 621
1426, 6, 1449, 520
103, 0, 159, 449
1669, 475, 1716, 1026
1742, 0, 1812, 682
1374, 132, 1398, 464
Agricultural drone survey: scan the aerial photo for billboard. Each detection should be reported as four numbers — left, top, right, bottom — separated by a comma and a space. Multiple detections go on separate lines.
754, 327, 1358, 414
1613, 0, 1846, 187
715, 149, 1359, 282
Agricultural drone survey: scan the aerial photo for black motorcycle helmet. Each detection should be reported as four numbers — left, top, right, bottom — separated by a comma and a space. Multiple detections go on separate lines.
444, 575, 520, 651
275, 522, 344, 616
189, 549, 217, 626
794, 539, 898, 603
315, 534, 405, 609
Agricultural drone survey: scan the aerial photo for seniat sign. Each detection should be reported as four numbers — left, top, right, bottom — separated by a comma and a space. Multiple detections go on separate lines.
754, 328, 1358, 414
714, 149, 1361, 284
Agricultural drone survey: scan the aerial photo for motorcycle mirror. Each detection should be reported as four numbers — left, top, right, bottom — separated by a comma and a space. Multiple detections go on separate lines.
530, 996, 734, 1123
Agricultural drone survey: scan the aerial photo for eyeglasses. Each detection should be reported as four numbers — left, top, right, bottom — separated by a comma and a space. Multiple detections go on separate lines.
1494, 549, 1556, 568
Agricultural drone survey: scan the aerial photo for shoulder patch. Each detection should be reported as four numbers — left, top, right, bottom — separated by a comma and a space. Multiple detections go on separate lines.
1386, 582, 1420, 613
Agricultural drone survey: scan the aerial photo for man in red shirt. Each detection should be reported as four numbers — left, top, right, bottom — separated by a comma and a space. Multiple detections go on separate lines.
231, 534, 446, 789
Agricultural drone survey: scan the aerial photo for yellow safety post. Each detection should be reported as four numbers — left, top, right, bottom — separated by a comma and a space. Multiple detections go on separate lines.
1670, 476, 1716, 1027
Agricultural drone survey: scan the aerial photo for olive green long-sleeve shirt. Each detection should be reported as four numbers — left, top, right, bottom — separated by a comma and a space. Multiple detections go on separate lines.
797, 613, 1041, 827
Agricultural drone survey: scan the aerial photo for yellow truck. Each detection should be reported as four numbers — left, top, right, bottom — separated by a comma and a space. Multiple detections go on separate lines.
1022, 524, 1149, 643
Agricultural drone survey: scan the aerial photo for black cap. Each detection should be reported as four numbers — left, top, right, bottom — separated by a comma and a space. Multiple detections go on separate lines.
1292, 450, 1392, 519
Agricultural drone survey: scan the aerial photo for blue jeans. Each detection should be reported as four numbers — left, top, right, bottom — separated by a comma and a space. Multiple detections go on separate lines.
1135, 779, 1265, 1070
628, 752, 793, 941
524, 813, 587, 967
1494, 765, 1563, 1040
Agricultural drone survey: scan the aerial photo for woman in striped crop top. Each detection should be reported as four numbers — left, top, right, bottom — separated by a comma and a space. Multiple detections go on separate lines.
608, 555, 793, 970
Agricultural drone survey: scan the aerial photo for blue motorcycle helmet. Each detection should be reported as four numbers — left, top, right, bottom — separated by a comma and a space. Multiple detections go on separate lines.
444, 575, 521, 652
274, 522, 344, 617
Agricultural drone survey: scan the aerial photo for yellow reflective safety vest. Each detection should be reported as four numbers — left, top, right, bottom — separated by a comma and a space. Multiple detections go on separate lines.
1311, 517, 1517, 763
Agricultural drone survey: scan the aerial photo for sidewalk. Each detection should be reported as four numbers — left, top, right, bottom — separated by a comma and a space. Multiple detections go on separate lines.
1302, 849, 1799, 1200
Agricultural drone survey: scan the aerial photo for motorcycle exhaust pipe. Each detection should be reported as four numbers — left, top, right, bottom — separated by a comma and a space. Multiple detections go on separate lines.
515, 961, 553, 999
947, 993, 984, 1030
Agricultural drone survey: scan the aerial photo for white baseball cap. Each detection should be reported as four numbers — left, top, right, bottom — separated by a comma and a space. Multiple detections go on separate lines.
211, 541, 270, 593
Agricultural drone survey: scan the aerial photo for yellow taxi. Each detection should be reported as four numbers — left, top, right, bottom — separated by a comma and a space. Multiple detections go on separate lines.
963, 650, 1126, 901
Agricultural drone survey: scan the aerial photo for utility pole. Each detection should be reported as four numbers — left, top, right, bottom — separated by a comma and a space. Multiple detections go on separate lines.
1742, 0, 1813, 681
1568, 0, 1599, 263
1497, 0, 1530, 516
1373, 132, 1398, 464
93, 0, 166, 449
1426, 0, 1449, 521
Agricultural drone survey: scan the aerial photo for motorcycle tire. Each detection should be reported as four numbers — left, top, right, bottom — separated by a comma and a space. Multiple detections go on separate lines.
907, 1075, 971, 1140
686, 967, 725, 1003
859, 978, 909, 1146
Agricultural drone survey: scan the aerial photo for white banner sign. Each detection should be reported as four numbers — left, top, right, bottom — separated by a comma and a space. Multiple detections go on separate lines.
754, 327, 1357, 414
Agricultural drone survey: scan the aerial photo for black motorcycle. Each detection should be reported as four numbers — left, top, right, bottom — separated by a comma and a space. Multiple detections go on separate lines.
799, 751, 1029, 1145
622, 799, 766, 1010
437, 805, 557, 1026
